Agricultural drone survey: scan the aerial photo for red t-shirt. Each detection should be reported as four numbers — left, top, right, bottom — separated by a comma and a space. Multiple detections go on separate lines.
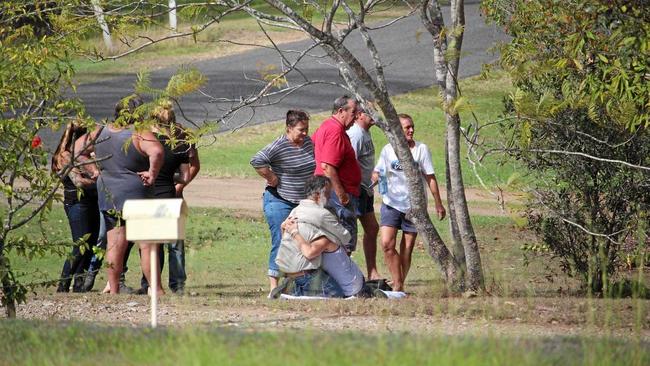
312, 116, 361, 197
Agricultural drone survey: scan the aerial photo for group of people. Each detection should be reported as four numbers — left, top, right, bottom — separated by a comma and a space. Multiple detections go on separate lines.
52, 93, 444, 299
52, 95, 200, 295
251, 95, 446, 298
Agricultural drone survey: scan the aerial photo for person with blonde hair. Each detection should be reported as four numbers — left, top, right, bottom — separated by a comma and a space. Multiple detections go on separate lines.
138, 101, 200, 294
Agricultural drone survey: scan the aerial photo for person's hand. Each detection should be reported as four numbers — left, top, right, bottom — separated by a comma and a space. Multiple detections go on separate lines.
436, 204, 446, 220
338, 191, 350, 206
137, 171, 155, 186
282, 216, 298, 233
175, 183, 185, 198
267, 174, 279, 188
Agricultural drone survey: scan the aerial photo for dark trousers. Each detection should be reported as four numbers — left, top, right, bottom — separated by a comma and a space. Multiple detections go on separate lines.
58, 199, 100, 292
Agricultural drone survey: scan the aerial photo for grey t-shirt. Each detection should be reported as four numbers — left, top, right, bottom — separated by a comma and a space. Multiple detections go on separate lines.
322, 246, 364, 296
346, 123, 375, 188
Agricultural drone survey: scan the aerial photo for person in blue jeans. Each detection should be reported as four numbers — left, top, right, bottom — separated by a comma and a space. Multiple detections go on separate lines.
250, 110, 315, 293
139, 102, 199, 294
51, 122, 101, 293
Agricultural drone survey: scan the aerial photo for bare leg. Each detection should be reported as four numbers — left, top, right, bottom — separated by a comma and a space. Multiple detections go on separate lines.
359, 212, 380, 280
105, 226, 128, 294
380, 226, 403, 291
400, 232, 418, 285
140, 242, 164, 296
269, 276, 278, 290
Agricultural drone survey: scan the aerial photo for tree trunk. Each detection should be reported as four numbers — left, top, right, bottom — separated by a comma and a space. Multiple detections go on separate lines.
422, 0, 484, 291
0, 238, 16, 318
446, 140, 466, 272
91, 0, 113, 51
169, 0, 178, 32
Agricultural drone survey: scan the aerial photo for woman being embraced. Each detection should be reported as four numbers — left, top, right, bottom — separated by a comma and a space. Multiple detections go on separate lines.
250, 110, 315, 293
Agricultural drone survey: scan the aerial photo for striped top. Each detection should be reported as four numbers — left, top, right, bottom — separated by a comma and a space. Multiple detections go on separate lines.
250, 135, 316, 204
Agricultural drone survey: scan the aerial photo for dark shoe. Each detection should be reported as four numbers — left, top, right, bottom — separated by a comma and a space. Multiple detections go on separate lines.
171, 287, 184, 296
119, 282, 135, 294
82, 271, 97, 292
133, 287, 148, 295
372, 289, 388, 298
56, 283, 69, 293
268, 278, 291, 299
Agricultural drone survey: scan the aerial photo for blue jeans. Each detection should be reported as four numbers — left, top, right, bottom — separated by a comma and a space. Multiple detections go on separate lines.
263, 189, 297, 278
326, 191, 359, 252
58, 198, 101, 292
291, 269, 345, 297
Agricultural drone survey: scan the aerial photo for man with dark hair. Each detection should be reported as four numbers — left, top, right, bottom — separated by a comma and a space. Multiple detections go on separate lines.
311, 95, 362, 253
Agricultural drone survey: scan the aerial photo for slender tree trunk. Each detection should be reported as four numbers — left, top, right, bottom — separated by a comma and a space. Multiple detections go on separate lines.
91, 0, 113, 50
422, 0, 484, 291
0, 238, 16, 318
169, 0, 178, 32
446, 141, 466, 271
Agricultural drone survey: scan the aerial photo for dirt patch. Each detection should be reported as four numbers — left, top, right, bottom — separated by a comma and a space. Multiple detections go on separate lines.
15, 295, 649, 340
183, 177, 522, 217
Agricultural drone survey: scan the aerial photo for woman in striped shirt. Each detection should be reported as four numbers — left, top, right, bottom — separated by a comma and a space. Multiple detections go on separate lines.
250, 110, 315, 293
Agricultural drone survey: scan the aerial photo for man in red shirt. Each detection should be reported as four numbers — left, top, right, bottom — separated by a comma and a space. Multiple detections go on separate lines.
312, 95, 362, 253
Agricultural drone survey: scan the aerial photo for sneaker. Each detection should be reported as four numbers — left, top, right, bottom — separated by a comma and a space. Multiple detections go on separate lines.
372, 289, 388, 298
82, 271, 97, 292
119, 282, 135, 294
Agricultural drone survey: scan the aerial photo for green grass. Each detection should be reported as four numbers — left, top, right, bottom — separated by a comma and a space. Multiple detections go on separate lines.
1, 320, 648, 366
198, 72, 517, 188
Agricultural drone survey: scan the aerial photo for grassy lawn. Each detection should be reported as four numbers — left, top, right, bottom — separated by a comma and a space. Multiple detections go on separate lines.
199, 72, 519, 189
1, 320, 648, 366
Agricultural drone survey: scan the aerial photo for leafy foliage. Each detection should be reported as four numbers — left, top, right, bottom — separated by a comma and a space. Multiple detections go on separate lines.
484, 0, 650, 293
483, 0, 649, 131
0, 0, 89, 315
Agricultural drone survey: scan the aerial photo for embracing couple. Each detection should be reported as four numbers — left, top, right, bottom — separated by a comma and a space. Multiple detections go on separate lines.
271, 175, 387, 299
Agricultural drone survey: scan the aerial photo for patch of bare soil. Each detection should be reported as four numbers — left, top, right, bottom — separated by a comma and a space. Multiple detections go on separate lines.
183, 177, 523, 217
14, 295, 650, 340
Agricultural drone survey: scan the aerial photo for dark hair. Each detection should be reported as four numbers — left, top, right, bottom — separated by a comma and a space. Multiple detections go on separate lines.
51, 122, 88, 172
114, 94, 144, 125
286, 109, 309, 128
332, 95, 356, 114
398, 113, 413, 124
304, 175, 331, 198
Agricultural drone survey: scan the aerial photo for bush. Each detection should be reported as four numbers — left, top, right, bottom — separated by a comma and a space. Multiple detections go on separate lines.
508, 108, 649, 294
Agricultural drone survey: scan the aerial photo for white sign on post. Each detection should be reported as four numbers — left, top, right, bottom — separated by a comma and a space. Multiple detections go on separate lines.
123, 198, 188, 328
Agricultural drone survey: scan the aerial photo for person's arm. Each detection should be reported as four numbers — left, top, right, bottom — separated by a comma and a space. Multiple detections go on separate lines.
73, 127, 102, 179
135, 131, 164, 186
321, 162, 348, 205
254, 167, 279, 187
283, 217, 329, 260
175, 147, 200, 197
425, 174, 446, 220
175, 163, 191, 185
251, 141, 280, 187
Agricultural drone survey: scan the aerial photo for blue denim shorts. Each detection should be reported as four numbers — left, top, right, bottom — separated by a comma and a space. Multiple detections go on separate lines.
357, 187, 375, 216
380, 203, 417, 233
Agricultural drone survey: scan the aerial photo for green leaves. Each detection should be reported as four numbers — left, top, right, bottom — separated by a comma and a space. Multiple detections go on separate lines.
487, 0, 649, 131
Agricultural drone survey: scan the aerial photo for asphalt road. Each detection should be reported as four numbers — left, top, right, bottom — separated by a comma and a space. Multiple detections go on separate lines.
46, 4, 505, 148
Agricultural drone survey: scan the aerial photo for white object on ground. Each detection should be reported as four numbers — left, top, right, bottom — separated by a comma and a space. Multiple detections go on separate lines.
279, 291, 407, 300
